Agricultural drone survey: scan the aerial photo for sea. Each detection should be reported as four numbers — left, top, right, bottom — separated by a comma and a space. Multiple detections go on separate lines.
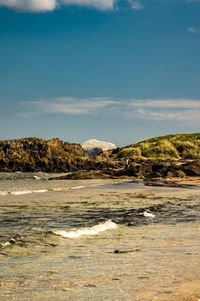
0, 172, 200, 300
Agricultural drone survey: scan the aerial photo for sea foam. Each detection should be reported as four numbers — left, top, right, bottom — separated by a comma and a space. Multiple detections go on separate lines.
11, 190, 33, 195
0, 185, 94, 197
0, 191, 8, 196
71, 186, 85, 190
53, 220, 117, 238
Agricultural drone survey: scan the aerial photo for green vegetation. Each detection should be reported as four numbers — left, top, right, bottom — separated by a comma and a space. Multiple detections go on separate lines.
117, 133, 200, 160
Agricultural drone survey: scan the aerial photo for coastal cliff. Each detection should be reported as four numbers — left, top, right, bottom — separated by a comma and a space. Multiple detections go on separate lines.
0, 137, 85, 172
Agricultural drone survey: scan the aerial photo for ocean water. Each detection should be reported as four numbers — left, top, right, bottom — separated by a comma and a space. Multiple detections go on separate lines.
0, 173, 200, 300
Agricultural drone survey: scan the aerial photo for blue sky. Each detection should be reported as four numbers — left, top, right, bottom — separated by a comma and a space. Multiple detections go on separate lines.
0, 0, 200, 146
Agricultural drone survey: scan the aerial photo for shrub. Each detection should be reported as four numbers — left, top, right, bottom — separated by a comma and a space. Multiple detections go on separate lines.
117, 147, 141, 158
139, 143, 152, 157
155, 140, 179, 159
175, 141, 195, 153
182, 148, 200, 159
174, 141, 200, 159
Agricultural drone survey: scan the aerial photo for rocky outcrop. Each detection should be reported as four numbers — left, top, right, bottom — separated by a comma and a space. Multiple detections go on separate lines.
113, 159, 200, 179
82, 139, 116, 157
50, 159, 200, 180
1, 137, 200, 179
0, 137, 85, 172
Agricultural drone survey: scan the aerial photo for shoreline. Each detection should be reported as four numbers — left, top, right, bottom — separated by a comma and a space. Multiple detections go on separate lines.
0, 177, 200, 300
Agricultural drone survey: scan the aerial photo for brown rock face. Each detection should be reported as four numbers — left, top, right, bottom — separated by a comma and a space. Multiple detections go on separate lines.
182, 160, 200, 176
115, 159, 200, 179
0, 137, 85, 172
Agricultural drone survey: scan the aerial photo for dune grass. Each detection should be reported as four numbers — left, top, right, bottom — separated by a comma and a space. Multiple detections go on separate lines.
117, 133, 200, 160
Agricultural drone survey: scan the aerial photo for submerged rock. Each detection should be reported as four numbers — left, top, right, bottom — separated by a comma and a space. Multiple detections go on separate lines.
114, 248, 141, 254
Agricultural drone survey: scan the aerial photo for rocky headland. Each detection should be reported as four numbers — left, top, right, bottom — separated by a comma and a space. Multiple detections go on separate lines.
0, 137, 84, 172
0, 134, 200, 185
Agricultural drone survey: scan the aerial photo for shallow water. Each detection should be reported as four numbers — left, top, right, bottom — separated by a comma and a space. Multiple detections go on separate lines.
0, 173, 200, 300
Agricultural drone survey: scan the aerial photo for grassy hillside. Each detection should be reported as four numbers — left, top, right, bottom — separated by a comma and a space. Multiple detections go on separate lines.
116, 133, 200, 160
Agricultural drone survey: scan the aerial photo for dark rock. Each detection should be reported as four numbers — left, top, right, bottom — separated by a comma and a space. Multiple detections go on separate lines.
9, 238, 16, 244
114, 248, 141, 254
0, 137, 85, 172
182, 160, 200, 176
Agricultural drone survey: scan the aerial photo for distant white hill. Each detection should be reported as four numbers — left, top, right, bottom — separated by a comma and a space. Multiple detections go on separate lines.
82, 139, 117, 157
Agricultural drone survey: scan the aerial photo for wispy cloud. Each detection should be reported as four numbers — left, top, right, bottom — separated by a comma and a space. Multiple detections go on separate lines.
20, 97, 200, 126
0, 0, 146, 12
20, 97, 119, 116
0, 0, 117, 12
187, 27, 200, 34
128, 99, 200, 124
128, 0, 143, 10
60, 0, 117, 10
1, 0, 200, 13
129, 99, 200, 109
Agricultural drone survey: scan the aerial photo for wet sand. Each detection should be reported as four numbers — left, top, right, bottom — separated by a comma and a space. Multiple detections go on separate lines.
0, 178, 200, 300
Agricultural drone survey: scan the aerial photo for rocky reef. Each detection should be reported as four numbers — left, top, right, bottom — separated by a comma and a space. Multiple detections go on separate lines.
49, 158, 200, 181
0, 137, 84, 172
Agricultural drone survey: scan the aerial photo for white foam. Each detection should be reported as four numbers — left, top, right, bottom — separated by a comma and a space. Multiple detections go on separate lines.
52, 188, 69, 191
33, 189, 48, 193
143, 210, 155, 218
11, 190, 33, 195
0, 191, 8, 196
0, 186, 86, 196
10, 189, 48, 195
71, 186, 85, 190
0, 241, 11, 247
53, 220, 117, 238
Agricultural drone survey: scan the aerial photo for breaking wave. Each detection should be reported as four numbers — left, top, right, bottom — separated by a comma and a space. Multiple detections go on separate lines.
0, 189, 49, 196
53, 220, 118, 238
0, 186, 87, 196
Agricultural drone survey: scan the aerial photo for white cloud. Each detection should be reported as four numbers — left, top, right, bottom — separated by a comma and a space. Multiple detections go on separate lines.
129, 99, 200, 109
128, 0, 143, 10
21, 97, 119, 115
20, 97, 200, 126
0, 0, 117, 11
133, 108, 200, 121
2, 0, 200, 13
0, 0, 57, 12
126, 99, 200, 124
188, 27, 200, 34
60, 0, 116, 10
